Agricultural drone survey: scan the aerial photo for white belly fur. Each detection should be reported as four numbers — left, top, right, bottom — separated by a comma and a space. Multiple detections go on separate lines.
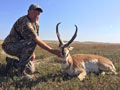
82, 59, 99, 73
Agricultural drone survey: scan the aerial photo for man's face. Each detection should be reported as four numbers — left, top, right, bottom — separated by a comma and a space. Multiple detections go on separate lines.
29, 10, 40, 22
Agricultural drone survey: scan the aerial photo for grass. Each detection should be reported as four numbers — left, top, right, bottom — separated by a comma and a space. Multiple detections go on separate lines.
0, 41, 120, 90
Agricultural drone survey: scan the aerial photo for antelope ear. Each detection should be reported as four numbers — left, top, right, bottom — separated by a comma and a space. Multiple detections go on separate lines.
69, 47, 74, 50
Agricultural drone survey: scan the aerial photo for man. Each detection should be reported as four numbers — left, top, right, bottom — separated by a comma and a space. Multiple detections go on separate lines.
2, 4, 61, 77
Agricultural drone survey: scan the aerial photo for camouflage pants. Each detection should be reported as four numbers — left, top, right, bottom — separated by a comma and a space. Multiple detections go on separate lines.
2, 40, 36, 74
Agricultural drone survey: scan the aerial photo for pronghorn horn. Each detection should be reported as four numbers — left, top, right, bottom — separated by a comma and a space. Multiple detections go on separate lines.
56, 22, 64, 46
64, 25, 78, 48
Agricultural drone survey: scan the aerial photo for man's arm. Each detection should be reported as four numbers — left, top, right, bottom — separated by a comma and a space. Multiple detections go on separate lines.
33, 36, 61, 57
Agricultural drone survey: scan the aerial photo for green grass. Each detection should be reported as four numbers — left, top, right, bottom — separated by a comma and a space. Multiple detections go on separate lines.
1, 41, 120, 90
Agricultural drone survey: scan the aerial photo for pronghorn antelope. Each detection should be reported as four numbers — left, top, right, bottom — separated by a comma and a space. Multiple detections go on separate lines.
56, 22, 118, 81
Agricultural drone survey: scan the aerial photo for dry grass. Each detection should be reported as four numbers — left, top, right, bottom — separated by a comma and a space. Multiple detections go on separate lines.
0, 40, 120, 90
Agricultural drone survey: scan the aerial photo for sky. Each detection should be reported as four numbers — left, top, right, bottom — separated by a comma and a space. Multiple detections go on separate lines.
0, 0, 120, 43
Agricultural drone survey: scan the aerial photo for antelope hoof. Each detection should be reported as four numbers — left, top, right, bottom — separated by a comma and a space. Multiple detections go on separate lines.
114, 72, 118, 75
101, 72, 106, 75
78, 75, 85, 81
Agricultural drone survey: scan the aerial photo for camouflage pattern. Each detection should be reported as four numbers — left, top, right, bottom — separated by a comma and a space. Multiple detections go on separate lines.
2, 15, 39, 45
2, 15, 39, 74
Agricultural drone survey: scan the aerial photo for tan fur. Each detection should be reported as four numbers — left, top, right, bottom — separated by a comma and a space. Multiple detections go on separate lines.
56, 22, 117, 81
71, 54, 113, 66
60, 53, 117, 81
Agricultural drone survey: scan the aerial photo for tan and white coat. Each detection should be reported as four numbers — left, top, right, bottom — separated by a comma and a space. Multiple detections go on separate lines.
56, 22, 117, 81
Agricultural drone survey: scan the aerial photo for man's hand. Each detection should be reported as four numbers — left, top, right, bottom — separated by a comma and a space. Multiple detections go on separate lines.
51, 49, 62, 58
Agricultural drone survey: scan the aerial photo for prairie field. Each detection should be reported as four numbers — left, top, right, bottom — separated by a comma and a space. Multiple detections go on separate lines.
0, 40, 120, 90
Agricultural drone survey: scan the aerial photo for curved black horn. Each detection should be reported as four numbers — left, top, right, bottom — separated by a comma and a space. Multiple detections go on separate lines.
56, 22, 64, 45
64, 25, 78, 47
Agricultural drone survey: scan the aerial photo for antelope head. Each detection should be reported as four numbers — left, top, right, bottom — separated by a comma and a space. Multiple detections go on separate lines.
56, 22, 78, 57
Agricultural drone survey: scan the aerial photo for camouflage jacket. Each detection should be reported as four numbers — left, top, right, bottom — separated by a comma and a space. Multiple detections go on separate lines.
2, 15, 39, 45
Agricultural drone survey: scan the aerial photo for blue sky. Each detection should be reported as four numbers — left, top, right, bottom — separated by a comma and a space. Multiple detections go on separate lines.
0, 0, 120, 43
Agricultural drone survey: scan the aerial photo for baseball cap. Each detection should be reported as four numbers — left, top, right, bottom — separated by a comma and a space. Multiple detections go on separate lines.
29, 4, 43, 13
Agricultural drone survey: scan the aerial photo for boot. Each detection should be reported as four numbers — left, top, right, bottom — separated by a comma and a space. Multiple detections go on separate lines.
17, 66, 33, 80
6, 56, 19, 69
25, 61, 35, 74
